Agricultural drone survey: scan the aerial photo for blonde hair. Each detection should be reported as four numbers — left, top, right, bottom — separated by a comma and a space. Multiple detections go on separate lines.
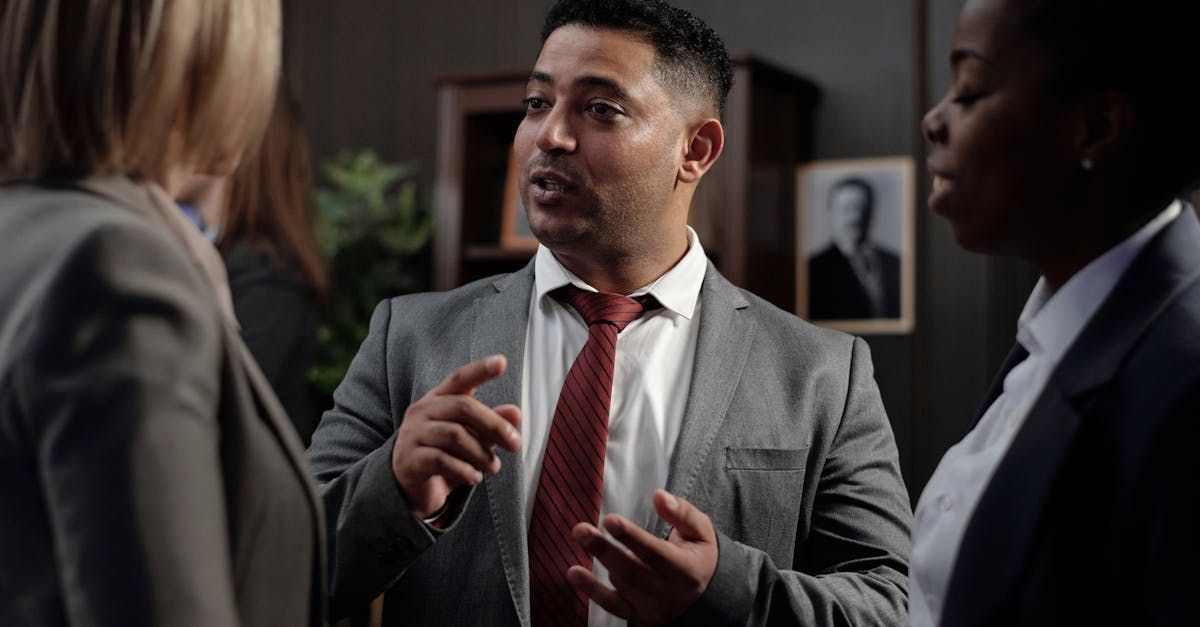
0, 0, 281, 181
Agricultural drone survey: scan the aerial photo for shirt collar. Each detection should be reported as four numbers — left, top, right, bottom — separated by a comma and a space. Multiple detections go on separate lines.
533, 226, 707, 319
1016, 200, 1183, 361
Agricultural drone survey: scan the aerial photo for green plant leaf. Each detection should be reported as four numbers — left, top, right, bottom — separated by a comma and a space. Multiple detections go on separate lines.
309, 149, 433, 422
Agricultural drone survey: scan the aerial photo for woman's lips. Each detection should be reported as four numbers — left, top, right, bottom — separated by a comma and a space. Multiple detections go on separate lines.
928, 174, 952, 212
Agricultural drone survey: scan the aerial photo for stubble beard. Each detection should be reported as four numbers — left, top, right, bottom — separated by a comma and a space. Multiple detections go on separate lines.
528, 180, 665, 261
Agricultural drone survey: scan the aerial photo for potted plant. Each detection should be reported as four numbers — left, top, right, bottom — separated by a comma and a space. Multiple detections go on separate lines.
309, 150, 433, 429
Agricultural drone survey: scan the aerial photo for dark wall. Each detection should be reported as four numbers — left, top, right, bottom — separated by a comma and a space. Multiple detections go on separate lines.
284, 0, 1036, 498
282, 0, 916, 179
282, 0, 545, 169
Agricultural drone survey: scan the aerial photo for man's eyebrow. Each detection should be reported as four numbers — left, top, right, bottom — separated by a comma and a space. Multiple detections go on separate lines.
525, 71, 630, 100
950, 48, 993, 68
575, 75, 629, 100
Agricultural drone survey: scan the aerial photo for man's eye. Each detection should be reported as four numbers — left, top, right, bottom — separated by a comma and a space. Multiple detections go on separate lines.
523, 97, 547, 112
587, 102, 619, 118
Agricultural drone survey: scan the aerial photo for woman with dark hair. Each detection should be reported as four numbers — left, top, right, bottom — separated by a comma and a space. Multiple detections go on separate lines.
218, 88, 328, 437
912, 0, 1200, 625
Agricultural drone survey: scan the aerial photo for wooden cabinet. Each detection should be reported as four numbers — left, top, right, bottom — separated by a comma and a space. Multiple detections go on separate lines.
432, 57, 819, 310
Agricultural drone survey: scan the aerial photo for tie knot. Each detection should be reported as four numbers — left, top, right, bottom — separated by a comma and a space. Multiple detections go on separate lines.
555, 285, 651, 331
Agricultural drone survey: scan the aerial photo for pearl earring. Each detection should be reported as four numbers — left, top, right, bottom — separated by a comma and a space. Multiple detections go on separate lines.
1081, 158, 1094, 172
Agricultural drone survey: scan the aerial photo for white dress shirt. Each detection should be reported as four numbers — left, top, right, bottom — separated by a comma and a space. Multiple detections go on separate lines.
909, 201, 1183, 626
520, 228, 707, 627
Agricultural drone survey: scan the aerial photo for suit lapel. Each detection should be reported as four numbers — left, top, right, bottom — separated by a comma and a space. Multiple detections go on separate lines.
943, 206, 1200, 625
72, 176, 329, 621
470, 262, 534, 627
654, 263, 754, 539
1051, 206, 1200, 397
968, 343, 1029, 431
227, 326, 329, 623
941, 385, 1081, 625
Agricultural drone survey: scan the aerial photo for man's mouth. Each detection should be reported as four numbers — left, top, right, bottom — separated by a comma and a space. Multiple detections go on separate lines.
534, 177, 567, 192
528, 169, 577, 205
530, 169, 574, 190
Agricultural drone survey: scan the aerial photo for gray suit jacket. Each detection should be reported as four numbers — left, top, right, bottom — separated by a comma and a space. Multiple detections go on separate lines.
310, 260, 911, 626
0, 178, 326, 626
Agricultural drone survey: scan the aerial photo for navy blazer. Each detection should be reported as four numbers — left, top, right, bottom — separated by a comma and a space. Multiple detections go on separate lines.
943, 206, 1200, 626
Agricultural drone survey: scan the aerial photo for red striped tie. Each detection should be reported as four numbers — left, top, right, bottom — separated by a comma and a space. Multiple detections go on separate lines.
528, 286, 650, 627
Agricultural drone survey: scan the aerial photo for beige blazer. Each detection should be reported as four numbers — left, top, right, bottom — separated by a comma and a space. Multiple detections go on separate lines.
0, 177, 326, 626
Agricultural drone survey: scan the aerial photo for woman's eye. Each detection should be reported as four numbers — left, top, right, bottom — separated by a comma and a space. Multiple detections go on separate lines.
952, 91, 984, 106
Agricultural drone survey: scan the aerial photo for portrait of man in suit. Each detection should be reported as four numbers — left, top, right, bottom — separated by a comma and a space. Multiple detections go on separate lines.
798, 157, 914, 334
808, 176, 901, 320
308, 1, 912, 626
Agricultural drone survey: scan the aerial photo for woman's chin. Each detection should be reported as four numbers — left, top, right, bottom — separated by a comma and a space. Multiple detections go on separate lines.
942, 219, 993, 255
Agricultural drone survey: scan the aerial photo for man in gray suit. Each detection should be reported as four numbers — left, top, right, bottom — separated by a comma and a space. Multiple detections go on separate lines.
309, 1, 911, 625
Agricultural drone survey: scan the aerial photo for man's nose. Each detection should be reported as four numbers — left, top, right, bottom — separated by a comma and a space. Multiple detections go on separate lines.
535, 105, 577, 154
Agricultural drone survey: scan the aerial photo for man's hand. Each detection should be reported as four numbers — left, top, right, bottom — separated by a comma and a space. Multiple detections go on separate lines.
567, 490, 718, 625
391, 355, 522, 518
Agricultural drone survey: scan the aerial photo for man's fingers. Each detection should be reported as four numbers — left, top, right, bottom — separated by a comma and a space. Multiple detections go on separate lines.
416, 421, 502, 475
654, 490, 713, 543
428, 355, 507, 397
571, 523, 649, 584
601, 514, 678, 573
422, 395, 521, 452
493, 403, 522, 430
566, 566, 633, 619
411, 447, 483, 487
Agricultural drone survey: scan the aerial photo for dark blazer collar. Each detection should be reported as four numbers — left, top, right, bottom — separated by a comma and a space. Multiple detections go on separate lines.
969, 343, 1029, 431
943, 205, 1200, 626
1052, 205, 1200, 397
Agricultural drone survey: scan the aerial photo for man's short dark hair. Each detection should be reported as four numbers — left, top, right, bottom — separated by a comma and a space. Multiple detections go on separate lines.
540, 0, 734, 117
829, 177, 875, 214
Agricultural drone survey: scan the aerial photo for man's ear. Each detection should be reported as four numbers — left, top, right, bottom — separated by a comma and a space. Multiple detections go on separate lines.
1074, 90, 1134, 171
679, 118, 724, 184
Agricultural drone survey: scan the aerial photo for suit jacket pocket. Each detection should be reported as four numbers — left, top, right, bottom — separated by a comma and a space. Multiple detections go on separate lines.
725, 446, 809, 471
715, 447, 810, 567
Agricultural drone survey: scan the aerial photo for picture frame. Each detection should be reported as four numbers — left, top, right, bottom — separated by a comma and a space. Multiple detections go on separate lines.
796, 156, 916, 334
499, 145, 539, 251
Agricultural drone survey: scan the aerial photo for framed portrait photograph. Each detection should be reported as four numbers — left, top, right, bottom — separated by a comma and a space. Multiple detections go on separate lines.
796, 157, 916, 334
500, 145, 539, 251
